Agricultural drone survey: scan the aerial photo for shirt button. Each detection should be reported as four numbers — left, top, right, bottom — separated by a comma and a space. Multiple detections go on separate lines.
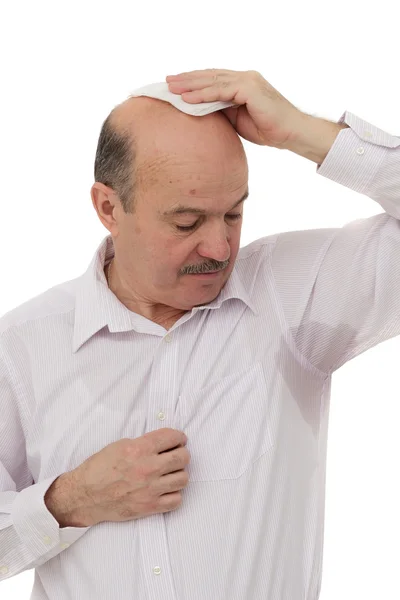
60, 543, 70, 549
157, 411, 166, 421
153, 566, 162, 575
363, 131, 373, 138
356, 147, 365, 155
43, 536, 52, 545
0, 566, 9, 575
164, 334, 172, 343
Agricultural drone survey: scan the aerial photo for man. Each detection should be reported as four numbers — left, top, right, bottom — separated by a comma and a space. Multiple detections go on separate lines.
0, 69, 399, 600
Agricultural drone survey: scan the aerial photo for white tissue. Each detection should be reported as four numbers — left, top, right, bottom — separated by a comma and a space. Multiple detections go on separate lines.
129, 82, 237, 116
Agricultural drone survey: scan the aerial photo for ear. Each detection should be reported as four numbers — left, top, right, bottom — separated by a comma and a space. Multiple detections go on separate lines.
91, 184, 119, 235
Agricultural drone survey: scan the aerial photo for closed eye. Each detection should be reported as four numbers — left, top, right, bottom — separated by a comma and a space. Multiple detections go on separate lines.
176, 214, 242, 232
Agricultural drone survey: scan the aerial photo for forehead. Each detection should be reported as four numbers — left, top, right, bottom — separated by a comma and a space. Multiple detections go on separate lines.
136, 151, 248, 195
134, 160, 248, 223
161, 187, 249, 218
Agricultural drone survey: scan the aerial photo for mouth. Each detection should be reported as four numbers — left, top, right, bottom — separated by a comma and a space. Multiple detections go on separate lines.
187, 269, 224, 278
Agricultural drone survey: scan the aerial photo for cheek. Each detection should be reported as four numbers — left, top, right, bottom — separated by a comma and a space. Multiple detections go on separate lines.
155, 239, 185, 269
230, 232, 241, 253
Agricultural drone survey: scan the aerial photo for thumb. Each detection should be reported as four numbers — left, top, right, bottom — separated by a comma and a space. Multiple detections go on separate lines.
221, 106, 238, 128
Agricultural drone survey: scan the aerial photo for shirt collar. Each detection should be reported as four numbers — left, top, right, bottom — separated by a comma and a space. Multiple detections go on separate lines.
73, 234, 257, 353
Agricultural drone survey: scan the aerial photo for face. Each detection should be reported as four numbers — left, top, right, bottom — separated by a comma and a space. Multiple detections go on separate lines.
94, 102, 249, 313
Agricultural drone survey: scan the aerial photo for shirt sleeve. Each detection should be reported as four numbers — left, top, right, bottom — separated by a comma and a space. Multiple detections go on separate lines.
0, 340, 91, 581
270, 111, 400, 376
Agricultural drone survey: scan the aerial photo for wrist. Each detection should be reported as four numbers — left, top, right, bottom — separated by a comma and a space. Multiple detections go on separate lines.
44, 472, 94, 528
282, 113, 349, 164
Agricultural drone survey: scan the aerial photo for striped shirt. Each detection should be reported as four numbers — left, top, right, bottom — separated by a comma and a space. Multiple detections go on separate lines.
1, 111, 399, 600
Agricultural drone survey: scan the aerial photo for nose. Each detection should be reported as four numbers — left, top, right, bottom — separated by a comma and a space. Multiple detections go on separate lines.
196, 224, 231, 264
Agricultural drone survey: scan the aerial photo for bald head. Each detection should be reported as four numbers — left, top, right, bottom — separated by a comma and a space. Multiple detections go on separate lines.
111, 94, 240, 148
94, 94, 247, 218
105, 96, 246, 202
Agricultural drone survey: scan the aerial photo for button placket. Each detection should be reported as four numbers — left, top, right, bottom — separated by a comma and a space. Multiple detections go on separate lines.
136, 329, 179, 597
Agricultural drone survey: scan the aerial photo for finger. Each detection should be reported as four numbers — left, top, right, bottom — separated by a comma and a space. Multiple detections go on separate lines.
179, 84, 239, 104
166, 69, 232, 82
166, 71, 213, 82
167, 77, 217, 94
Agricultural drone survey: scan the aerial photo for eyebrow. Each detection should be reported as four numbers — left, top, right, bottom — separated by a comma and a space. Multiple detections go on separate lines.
162, 189, 249, 217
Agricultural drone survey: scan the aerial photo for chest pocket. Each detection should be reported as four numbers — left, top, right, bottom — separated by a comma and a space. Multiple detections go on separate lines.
177, 361, 274, 482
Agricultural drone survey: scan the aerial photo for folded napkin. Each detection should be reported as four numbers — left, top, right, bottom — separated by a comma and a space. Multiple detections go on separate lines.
129, 82, 237, 116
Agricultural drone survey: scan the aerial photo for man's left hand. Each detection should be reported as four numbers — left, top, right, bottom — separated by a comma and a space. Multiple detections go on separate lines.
166, 68, 304, 148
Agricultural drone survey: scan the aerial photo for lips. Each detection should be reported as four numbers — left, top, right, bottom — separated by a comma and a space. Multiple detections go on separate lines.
189, 270, 221, 274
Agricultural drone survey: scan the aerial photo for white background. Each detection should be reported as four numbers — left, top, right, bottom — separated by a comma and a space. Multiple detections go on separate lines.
0, 0, 399, 598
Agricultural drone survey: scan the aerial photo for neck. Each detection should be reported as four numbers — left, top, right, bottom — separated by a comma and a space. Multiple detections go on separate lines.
105, 258, 186, 329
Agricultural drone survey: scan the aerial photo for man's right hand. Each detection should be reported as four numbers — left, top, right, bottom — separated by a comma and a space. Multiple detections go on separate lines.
45, 428, 190, 527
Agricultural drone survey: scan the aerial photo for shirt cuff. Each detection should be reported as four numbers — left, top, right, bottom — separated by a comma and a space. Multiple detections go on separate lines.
316, 110, 400, 196
11, 475, 91, 561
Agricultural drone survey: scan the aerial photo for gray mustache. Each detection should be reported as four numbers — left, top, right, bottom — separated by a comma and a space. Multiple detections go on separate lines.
181, 258, 230, 275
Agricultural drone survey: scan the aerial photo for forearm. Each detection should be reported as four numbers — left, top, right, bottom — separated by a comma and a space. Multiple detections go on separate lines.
44, 471, 93, 528
282, 113, 350, 165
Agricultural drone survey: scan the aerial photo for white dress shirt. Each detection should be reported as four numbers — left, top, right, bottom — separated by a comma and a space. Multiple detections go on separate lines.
1, 111, 400, 600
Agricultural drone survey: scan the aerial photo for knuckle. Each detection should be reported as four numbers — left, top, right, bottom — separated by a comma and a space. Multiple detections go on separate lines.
169, 478, 180, 492
121, 439, 136, 455
149, 498, 159, 512
182, 447, 191, 461
248, 69, 261, 80
170, 452, 182, 470
135, 461, 153, 479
